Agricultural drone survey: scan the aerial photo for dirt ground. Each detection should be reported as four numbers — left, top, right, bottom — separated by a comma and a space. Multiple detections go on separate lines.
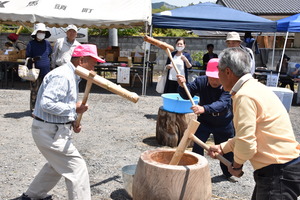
0, 79, 300, 200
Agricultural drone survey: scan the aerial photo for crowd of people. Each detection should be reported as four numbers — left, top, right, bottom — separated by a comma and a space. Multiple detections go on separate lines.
7, 26, 300, 199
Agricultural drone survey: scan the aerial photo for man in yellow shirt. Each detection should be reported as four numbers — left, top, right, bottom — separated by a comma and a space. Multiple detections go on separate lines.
208, 47, 300, 199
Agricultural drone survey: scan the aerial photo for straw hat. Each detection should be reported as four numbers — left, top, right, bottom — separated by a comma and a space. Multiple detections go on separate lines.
226, 32, 241, 41
31, 23, 51, 39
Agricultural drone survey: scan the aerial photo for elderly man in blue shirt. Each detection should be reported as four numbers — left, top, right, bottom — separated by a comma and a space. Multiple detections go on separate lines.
19, 44, 105, 200
177, 58, 235, 182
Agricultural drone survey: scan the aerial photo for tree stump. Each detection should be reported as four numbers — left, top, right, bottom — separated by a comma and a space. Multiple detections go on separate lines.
156, 106, 197, 147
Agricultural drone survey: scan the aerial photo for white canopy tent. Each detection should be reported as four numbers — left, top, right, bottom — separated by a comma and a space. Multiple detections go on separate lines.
0, 0, 152, 28
0, 0, 152, 95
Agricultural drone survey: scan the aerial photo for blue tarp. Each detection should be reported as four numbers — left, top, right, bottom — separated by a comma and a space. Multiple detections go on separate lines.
152, 3, 277, 32
277, 13, 300, 32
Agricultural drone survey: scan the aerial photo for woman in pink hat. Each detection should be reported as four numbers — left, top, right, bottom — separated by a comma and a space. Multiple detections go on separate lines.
177, 58, 236, 182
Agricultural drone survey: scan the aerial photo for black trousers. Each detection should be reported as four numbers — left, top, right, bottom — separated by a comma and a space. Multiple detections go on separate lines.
251, 156, 300, 200
192, 123, 234, 178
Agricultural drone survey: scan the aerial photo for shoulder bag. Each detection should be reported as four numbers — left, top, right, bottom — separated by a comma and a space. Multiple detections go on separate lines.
18, 58, 40, 81
156, 68, 168, 93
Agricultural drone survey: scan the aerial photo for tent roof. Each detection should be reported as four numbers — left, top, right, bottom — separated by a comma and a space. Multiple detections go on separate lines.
0, 0, 152, 28
277, 13, 300, 32
152, 3, 277, 32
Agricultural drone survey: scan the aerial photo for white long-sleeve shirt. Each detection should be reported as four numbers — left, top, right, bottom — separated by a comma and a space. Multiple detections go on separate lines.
33, 62, 80, 123
51, 37, 80, 68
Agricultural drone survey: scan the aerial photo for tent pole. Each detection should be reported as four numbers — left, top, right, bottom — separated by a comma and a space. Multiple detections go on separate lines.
142, 22, 149, 96
270, 32, 276, 75
276, 31, 289, 87
143, 24, 153, 96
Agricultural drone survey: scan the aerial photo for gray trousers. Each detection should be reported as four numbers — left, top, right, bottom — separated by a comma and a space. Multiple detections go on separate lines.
26, 119, 91, 200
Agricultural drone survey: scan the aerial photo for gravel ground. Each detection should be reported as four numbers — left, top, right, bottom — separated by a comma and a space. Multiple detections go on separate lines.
0, 80, 300, 200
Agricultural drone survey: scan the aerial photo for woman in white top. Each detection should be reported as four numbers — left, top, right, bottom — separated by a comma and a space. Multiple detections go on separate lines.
164, 38, 192, 93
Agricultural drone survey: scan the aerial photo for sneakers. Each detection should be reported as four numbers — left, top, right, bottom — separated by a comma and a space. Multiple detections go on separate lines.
17, 193, 53, 200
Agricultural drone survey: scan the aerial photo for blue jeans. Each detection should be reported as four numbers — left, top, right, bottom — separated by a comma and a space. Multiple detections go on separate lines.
192, 123, 234, 178
252, 156, 300, 200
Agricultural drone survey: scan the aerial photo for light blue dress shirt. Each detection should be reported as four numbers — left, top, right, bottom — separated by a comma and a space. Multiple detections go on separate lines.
33, 62, 80, 123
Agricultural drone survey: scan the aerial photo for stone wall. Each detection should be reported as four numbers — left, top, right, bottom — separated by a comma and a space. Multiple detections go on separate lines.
88, 35, 300, 72
1, 33, 299, 72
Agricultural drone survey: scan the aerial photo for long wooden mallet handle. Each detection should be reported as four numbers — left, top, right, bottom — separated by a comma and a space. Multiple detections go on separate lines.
75, 71, 96, 128
144, 35, 174, 51
189, 134, 244, 177
75, 66, 139, 103
143, 36, 196, 106
169, 120, 200, 165
165, 48, 196, 106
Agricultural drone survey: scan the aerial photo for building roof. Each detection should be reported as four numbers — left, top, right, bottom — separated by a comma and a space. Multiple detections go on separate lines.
216, 0, 300, 15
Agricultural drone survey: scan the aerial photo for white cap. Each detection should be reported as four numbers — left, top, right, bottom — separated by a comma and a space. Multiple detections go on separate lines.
226, 32, 241, 41
66, 24, 78, 32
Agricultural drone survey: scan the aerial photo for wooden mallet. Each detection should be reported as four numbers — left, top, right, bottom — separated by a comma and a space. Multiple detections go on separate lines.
144, 36, 196, 106
169, 119, 244, 177
75, 70, 97, 128
74, 66, 139, 128
169, 119, 200, 165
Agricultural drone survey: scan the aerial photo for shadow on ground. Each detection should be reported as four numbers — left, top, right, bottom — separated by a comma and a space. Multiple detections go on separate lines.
110, 189, 132, 200
142, 136, 160, 147
90, 175, 122, 188
211, 174, 230, 183
292, 93, 300, 106
144, 114, 157, 120
4, 110, 32, 119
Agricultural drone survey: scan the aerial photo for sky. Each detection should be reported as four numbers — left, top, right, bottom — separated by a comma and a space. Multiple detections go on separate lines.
151, 0, 217, 7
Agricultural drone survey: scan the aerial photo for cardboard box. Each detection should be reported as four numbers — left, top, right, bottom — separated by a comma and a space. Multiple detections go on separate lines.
0, 54, 18, 61
133, 57, 143, 63
97, 49, 106, 57
131, 51, 157, 62
105, 53, 115, 62
8, 50, 18, 55
105, 46, 120, 62
118, 57, 129, 62
18, 50, 26, 59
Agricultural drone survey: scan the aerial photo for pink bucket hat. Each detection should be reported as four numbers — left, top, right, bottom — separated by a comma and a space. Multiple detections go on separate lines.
72, 44, 105, 63
206, 58, 219, 78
